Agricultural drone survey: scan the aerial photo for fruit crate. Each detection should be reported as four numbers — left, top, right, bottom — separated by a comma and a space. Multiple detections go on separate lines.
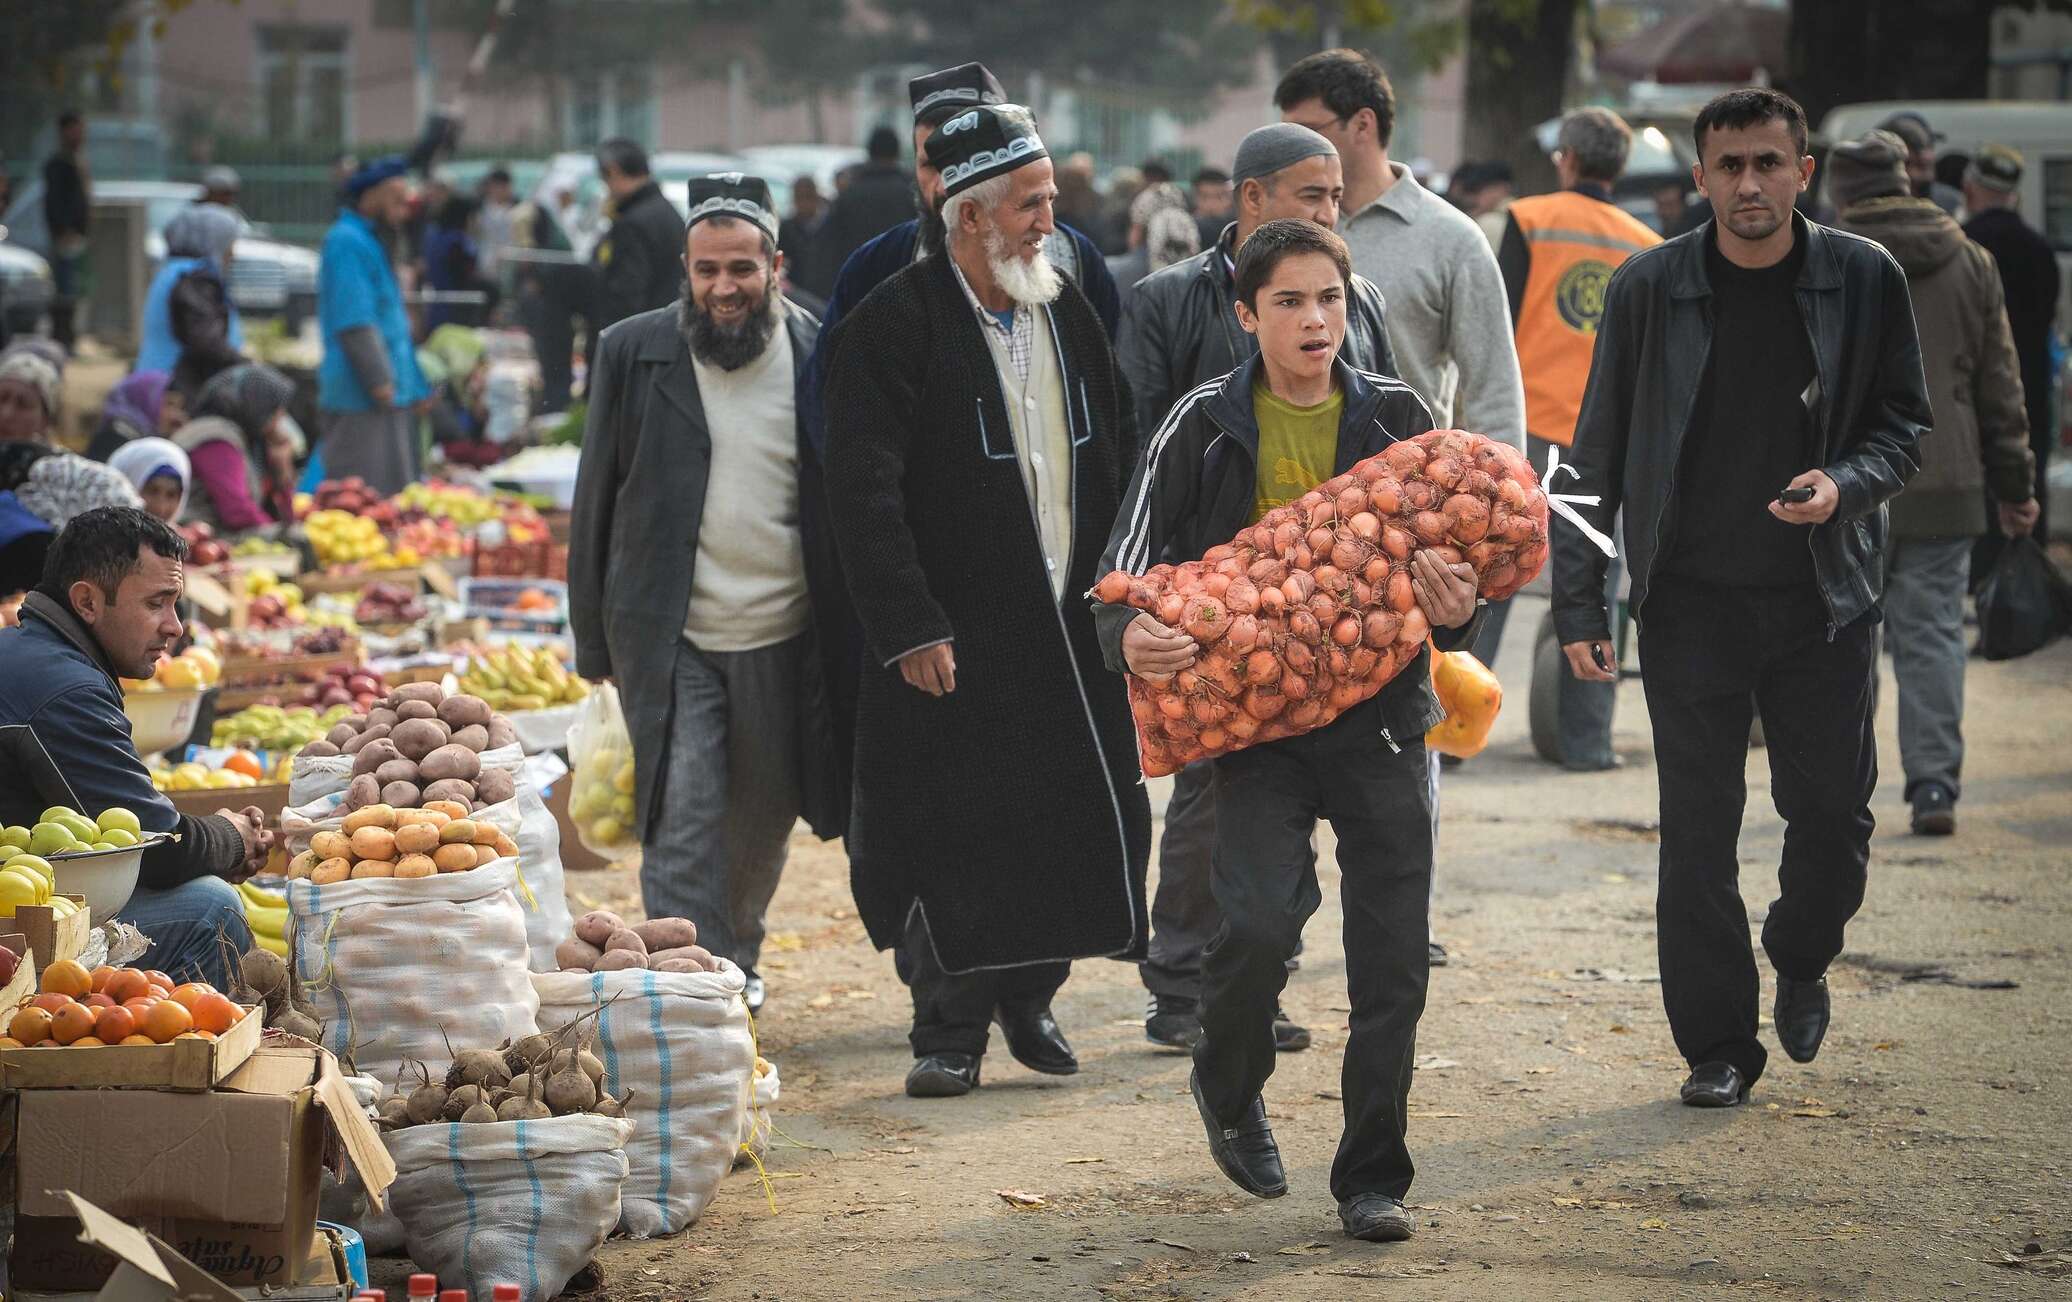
296, 566, 424, 597
460, 576, 568, 633
0, 896, 93, 977
216, 643, 365, 713
0, 991, 264, 1092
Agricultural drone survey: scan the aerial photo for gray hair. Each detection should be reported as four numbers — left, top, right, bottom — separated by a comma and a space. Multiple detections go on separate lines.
1558, 107, 1633, 183
943, 170, 1014, 240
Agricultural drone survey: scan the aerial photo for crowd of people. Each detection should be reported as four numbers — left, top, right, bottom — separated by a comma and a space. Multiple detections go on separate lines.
0, 40, 2057, 1251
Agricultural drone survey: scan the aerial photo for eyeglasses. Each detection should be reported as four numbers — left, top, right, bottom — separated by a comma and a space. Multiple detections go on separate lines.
1288, 115, 1349, 135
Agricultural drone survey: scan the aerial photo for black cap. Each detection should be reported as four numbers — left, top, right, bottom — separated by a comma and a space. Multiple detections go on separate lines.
684, 172, 779, 242
908, 62, 1006, 127
923, 104, 1048, 198
1877, 111, 1941, 152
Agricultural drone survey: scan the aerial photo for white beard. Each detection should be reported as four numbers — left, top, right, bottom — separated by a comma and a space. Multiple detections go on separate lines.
985, 226, 1062, 306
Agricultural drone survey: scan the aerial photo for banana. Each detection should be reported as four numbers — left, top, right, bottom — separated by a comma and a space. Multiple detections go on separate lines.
252, 930, 288, 957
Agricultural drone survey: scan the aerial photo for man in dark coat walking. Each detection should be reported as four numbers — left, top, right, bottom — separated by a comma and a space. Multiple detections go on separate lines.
804, 126, 915, 298
1963, 145, 2061, 545
823, 105, 1151, 1100
587, 139, 687, 374
570, 175, 848, 1013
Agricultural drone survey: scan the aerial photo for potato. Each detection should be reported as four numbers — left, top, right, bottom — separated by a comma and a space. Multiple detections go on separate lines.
419, 744, 482, 784
395, 853, 437, 879
341, 803, 398, 834
632, 917, 697, 952
472, 843, 502, 867
423, 799, 471, 821
596, 949, 648, 972
651, 958, 707, 974
341, 713, 368, 731
473, 768, 515, 805
648, 945, 713, 970
396, 698, 439, 722
491, 832, 519, 859
603, 927, 647, 957
390, 718, 449, 761
350, 825, 397, 861
422, 779, 477, 806
470, 819, 502, 847
364, 706, 400, 732
309, 830, 353, 861
381, 780, 422, 808
394, 822, 440, 855
343, 773, 382, 812
433, 843, 479, 873
326, 723, 358, 747
390, 682, 444, 706
350, 859, 395, 879
555, 938, 602, 971
340, 724, 391, 755
351, 738, 402, 777
449, 724, 490, 753
485, 717, 518, 751
438, 694, 493, 730
395, 809, 446, 829
298, 739, 341, 759
438, 818, 479, 845
311, 857, 351, 885
373, 758, 420, 786
573, 910, 624, 947
286, 850, 318, 880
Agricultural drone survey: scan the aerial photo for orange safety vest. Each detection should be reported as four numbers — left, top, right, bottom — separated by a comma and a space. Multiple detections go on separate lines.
1510, 191, 1661, 446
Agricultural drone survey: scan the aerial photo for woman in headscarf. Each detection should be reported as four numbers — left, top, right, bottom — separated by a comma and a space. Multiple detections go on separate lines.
175, 362, 297, 533
139, 205, 247, 400
108, 437, 191, 523
86, 369, 173, 461
0, 345, 144, 593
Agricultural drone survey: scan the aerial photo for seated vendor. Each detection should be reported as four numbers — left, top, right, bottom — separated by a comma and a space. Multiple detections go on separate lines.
0, 506, 262, 986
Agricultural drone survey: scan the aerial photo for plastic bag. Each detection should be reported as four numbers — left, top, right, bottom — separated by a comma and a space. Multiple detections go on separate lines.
1097, 430, 1548, 777
565, 682, 638, 857
384, 1114, 632, 1302
531, 962, 755, 1237
286, 858, 540, 1093
1426, 649, 1503, 758
1976, 535, 2072, 661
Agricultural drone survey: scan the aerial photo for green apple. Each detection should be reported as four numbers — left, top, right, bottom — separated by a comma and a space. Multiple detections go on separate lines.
55, 814, 100, 846
27, 823, 74, 857
0, 826, 30, 852
100, 828, 138, 848
96, 807, 142, 837
36, 806, 80, 826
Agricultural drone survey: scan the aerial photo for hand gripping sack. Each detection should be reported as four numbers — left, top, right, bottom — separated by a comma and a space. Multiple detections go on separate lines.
288, 858, 541, 1093
1095, 429, 1548, 776
565, 682, 639, 857
385, 1114, 632, 1302
531, 962, 756, 1236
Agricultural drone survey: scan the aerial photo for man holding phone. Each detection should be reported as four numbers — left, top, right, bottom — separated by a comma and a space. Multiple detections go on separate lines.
1550, 90, 1930, 1109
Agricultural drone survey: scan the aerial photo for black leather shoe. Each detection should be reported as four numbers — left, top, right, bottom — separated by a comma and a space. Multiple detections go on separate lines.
905, 1053, 980, 1098
1272, 1004, 1311, 1052
1775, 975, 1831, 1063
1428, 940, 1450, 967
1340, 1192, 1416, 1242
1146, 995, 1202, 1051
1189, 1068, 1287, 1198
996, 1004, 1079, 1075
1678, 1061, 1749, 1108
1910, 782, 1956, 836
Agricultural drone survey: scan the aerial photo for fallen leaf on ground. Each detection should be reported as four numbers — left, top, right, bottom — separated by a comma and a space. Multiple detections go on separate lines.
1275, 1243, 1331, 1256
807, 993, 834, 1009
1609, 1024, 1631, 1034
1552, 1197, 1583, 1208
1525, 1067, 1556, 1075
1602, 872, 1629, 883
1414, 1054, 1460, 1071
1639, 1218, 1668, 1230
843, 989, 877, 1001
1793, 1106, 1840, 1118
995, 1189, 1047, 1209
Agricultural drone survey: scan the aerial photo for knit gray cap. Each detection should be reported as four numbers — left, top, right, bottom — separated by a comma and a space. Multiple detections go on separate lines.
1828, 130, 1910, 210
1231, 123, 1336, 188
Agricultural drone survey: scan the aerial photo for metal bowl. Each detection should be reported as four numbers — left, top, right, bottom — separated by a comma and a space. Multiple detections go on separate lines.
47, 834, 169, 925
122, 686, 209, 758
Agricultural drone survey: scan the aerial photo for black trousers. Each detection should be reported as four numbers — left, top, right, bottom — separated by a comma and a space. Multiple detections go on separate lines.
1196, 699, 1432, 1203
904, 910, 1070, 1059
1639, 578, 1877, 1085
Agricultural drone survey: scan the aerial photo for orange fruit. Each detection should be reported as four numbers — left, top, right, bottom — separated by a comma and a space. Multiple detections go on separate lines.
94, 1005, 136, 1043
70, 1035, 106, 1047
9, 1007, 53, 1043
42, 960, 93, 999
189, 993, 240, 1035
119, 1033, 156, 1046
122, 996, 161, 1014
50, 1003, 97, 1044
30, 992, 74, 1013
0, 1035, 21, 1049
145, 970, 174, 993
223, 750, 264, 780
82, 993, 115, 1009
141, 1001, 192, 1043
168, 983, 216, 1012
89, 965, 116, 993
33, 1038, 59, 1047
104, 969, 150, 1004
177, 1029, 216, 1040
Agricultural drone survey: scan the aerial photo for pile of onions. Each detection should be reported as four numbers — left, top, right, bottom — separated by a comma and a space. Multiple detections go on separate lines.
1094, 429, 1549, 777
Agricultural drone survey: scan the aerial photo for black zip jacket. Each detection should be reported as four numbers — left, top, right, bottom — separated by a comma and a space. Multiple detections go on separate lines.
1093, 353, 1482, 743
1117, 222, 1398, 444
1551, 214, 1930, 645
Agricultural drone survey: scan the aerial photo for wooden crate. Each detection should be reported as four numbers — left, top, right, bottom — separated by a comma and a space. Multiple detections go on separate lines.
0, 995, 264, 1091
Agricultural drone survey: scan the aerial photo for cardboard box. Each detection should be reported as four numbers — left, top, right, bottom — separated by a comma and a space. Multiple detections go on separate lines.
0, 994, 262, 1091
9, 1044, 393, 1294
11, 1193, 356, 1301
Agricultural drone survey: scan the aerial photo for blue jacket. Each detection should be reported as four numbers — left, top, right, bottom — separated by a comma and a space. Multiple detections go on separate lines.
138, 256, 244, 373
318, 209, 427, 412
0, 594, 242, 889
800, 218, 1119, 454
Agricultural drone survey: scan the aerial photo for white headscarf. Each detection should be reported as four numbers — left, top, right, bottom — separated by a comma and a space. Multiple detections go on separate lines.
108, 437, 192, 519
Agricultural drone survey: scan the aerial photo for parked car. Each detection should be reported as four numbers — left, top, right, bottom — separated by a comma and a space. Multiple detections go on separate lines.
0, 238, 54, 340
1, 179, 319, 327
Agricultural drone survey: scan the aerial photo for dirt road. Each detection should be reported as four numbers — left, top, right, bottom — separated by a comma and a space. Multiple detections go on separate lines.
576, 593, 2071, 1300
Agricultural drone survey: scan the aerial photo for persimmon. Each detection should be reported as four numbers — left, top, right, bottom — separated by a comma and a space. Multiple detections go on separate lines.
169, 983, 216, 1012
144, 970, 174, 993
50, 1003, 97, 1044
82, 993, 115, 1009
30, 992, 73, 1013
69, 1035, 106, 1047
94, 1005, 137, 1043
0, 1035, 19, 1049
89, 965, 116, 993
42, 959, 92, 999
9, 1006, 53, 1043
119, 1034, 156, 1046
123, 996, 160, 1014
104, 969, 151, 1004
189, 993, 240, 1035
141, 1000, 193, 1043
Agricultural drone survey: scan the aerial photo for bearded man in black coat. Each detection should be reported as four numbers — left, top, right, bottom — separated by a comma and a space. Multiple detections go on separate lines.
823, 105, 1151, 1100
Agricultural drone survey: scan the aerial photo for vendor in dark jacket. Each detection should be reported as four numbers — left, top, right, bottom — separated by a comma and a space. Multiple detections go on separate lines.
1551, 90, 1930, 1111
1094, 221, 1482, 1245
0, 507, 264, 986
586, 139, 687, 373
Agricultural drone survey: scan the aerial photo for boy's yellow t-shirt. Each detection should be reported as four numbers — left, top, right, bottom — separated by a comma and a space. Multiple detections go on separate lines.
1250, 382, 1343, 524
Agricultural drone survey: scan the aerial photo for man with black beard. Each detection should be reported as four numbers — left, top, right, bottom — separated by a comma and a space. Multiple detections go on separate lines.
570, 175, 850, 1016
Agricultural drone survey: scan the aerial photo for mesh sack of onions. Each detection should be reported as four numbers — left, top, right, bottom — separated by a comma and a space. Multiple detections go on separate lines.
1094, 429, 1550, 777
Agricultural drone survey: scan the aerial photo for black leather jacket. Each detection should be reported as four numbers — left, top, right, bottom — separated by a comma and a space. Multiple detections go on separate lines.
1551, 215, 1930, 643
1117, 223, 1398, 445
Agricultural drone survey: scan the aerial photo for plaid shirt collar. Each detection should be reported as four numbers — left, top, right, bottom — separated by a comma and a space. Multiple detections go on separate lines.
949, 251, 1035, 383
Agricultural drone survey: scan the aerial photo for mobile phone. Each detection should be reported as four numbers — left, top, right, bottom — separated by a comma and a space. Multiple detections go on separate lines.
1591, 643, 1613, 674
1778, 485, 1816, 505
